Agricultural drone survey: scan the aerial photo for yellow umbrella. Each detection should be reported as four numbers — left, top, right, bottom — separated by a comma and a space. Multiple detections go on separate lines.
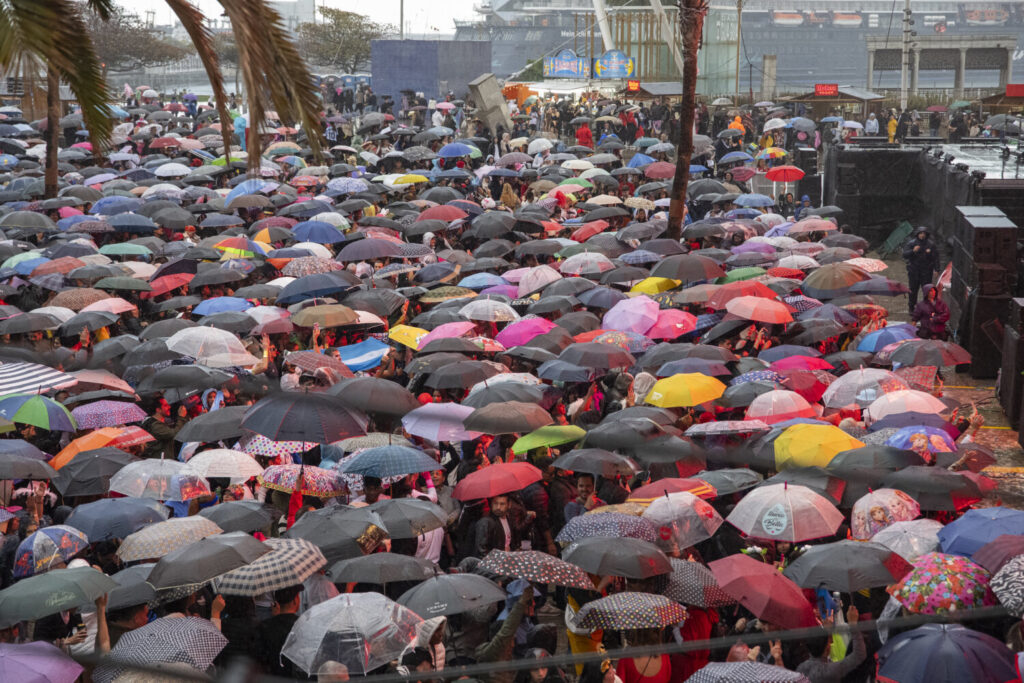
630, 277, 680, 295
644, 373, 726, 408
388, 324, 428, 350
773, 423, 864, 470
393, 174, 429, 185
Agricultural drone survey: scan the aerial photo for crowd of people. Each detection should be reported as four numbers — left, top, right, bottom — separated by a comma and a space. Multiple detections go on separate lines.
0, 84, 1021, 683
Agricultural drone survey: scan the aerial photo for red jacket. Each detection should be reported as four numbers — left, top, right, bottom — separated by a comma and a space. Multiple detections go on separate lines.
575, 125, 593, 148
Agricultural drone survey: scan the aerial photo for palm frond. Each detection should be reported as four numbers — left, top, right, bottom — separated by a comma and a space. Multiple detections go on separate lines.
84, 0, 115, 20
165, 0, 235, 166
218, 0, 325, 173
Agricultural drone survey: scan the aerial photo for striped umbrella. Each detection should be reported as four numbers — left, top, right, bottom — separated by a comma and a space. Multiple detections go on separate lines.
0, 363, 77, 396
215, 538, 327, 596
70, 400, 147, 428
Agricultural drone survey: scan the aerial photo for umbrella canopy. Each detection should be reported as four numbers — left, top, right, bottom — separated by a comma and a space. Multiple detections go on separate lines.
573, 592, 687, 630
0, 566, 116, 623
462, 401, 553, 435
686, 663, 810, 683
872, 519, 944, 562
340, 445, 439, 478
557, 512, 659, 544
663, 557, 734, 609
327, 552, 438, 584
398, 573, 507, 616
108, 458, 210, 502
215, 537, 326, 596
783, 540, 913, 591
146, 531, 271, 590
709, 553, 817, 629
92, 617, 227, 683
479, 549, 594, 590
117, 516, 223, 562
888, 552, 996, 614
876, 624, 1017, 683
641, 491, 724, 551
937, 507, 1024, 557
241, 392, 368, 444
452, 461, 542, 501
0, 642, 83, 683
282, 593, 423, 675
992, 554, 1024, 616
64, 497, 166, 542
851, 488, 921, 539
13, 525, 89, 577
645, 373, 727, 408
726, 483, 844, 542
198, 500, 280, 533
563, 536, 671, 578
773, 424, 864, 470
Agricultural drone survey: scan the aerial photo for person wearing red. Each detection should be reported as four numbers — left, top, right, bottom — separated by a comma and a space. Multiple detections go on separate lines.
576, 123, 594, 148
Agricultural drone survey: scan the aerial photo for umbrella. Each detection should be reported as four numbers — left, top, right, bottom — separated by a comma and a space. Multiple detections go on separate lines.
452, 462, 542, 501
973, 534, 1024, 574
872, 519, 944, 562
663, 558, 734, 608
889, 552, 996, 614
851, 488, 921, 539
398, 573, 507, 616
0, 642, 83, 683
108, 458, 210, 502
340, 445, 439, 479
479, 549, 594, 590
695, 468, 763, 496
259, 464, 347, 498
773, 424, 864, 470
881, 466, 985, 511
462, 401, 553, 435
327, 552, 437, 584
368, 498, 447, 539
686, 663, 810, 683
551, 448, 639, 478
937, 507, 1024, 557
50, 447, 139, 497
574, 592, 686, 630
709, 553, 817, 629
284, 506, 387, 563
992, 555, 1024, 616
865, 389, 947, 421
117, 516, 223, 562
282, 593, 423, 675
402, 402, 480, 442
92, 617, 227, 683
875, 624, 1017, 683
0, 450, 55, 481
0, 394, 75, 431
0, 362, 77, 395
821, 368, 909, 408
198, 500, 280, 533
69, 400, 146, 428
783, 540, 913, 591
557, 512, 659, 544
215, 537, 326, 596
0, 566, 116, 623
146, 531, 271, 590
13, 525, 89, 578
645, 373, 727, 408
641, 491, 723, 550
64, 497, 166, 542
424, 360, 503, 390
745, 390, 815, 424
563, 536, 671, 578
241, 392, 367, 444
726, 483, 843, 542
182, 448, 262, 483
174, 405, 247, 443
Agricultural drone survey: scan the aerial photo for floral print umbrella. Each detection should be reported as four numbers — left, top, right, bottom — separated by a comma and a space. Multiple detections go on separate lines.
888, 552, 996, 615
573, 592, 687, 630
70, 400, 147, 429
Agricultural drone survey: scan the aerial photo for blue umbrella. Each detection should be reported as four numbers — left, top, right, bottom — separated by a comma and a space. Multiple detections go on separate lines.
884, 425, 956, 453
326, 177, 369, 194
107, 213, 158, 234
537, 359, 594, 383
192, 296, 252, 316
627, 153, 655, 168
724, 208, 761, 219
57, 215, 94, 231
487, 168, 519, 177
106, 105, 130, 119
0, 154, 18, 168
65, 498, 166, 542
689, 164, 709, 173
458, 273, 508, 290
13, 525, 89, 577
719, 151, 754, 164
620, 249, 661, 265
340, 445, 440, 478
437, 142, 475, 158
225, 178, 266, 205
12, 258, 49, 276
876, 624, 1016, 683
292, 221, 346, 244
820, 116, 844, 123
938, 508, 1024, 557
438, 168, 472, 179
693, 311, 726, 331
90, 196, 142, 216
734, 193, 774, 208
856, 323, 917, 352
276, 272, 355, 305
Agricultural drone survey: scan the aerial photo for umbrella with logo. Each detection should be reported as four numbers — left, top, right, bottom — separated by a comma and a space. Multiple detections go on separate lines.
888, 552, 996, 615
13, 525, 89, 578
709, 553, 817, 629
92, 617, 228, 683
398, 573, 507, 617
0, 566, 116, 623
726, 483, 843, 543
574, 592, 686, 630
215, 538, 326, 596
282, 593, 423, 675
480, 550, 595, 590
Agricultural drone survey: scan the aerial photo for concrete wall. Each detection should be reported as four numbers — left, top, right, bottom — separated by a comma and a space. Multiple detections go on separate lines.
371, 40, 491, 108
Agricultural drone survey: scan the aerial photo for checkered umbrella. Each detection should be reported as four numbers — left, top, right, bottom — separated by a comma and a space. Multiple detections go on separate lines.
663, 558, 734, 609
556, 512, 659, 545
215, 538, 326, 596
70, 400, 147, 428
573, 592, 686, 630
686, 662, 810, 683
117, 517, 223, 562
92, 617, 227, 683
480, 550, 594, 590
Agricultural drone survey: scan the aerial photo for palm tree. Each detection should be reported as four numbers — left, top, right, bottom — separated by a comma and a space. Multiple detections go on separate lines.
667, 0, 709, 240
0, 0, 115, 197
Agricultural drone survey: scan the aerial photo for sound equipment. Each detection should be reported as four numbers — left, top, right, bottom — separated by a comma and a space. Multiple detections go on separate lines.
903, 136, 944, 145
796, 175, 821, 207
793, 147, 817, 174
976, 180, 1024, 234
1000, 326, 1024, 428
846, 137, 894, 147
965, 293, 1010, 379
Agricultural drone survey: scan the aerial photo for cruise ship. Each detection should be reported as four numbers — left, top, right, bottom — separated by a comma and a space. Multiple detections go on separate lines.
454, 0, 1024, 88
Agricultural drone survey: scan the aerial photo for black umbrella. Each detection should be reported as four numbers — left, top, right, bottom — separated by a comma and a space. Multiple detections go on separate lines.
558, 342, 635, 371
138, 318, 197, 341
461, 382, 544, 409
137, 365, 232, 394
65, 497, 167, 541
284, 506, 387, 563
198, 500, 281, 533
52, 447, 139, 497
398, 573, 506, 616
368, 498, 447, 539
107, 564, 158, 612
761, 467, 846, 506
327, 552, 437, 584
537, 359, 594, 383
0, 451, 56, 480
174, 405, 247, 443
241, 392, 368, 444
405, 352, 469, 376
563, 536, 671, 579
552, 448, 639, 478
147, 532, 271, 590
462, 401, 553, 435
783, 540, 912, 592
696, 468, 763, 496
418, 337, 481, 355
881, 466, 985, 511
326, 376, 420, 417
650, 254, 726, 283
423, 360, 503, 390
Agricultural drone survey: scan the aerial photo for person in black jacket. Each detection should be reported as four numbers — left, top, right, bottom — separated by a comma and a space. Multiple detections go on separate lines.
472, 494, 518, 557
902, 227, 941, 310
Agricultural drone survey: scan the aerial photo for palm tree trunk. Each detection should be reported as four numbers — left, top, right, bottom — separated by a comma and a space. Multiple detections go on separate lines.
44, 65, 60, 200
666, 0, 708, 240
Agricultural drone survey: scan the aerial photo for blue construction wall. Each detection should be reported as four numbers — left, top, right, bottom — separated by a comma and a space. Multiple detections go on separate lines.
371, 40, 491, 109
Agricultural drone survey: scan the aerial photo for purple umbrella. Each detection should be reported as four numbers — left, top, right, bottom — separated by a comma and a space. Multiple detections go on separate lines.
0, 641, 83, 683
731, 241, 776, 255
70, 400, 147, 429
602, 295, 659, 335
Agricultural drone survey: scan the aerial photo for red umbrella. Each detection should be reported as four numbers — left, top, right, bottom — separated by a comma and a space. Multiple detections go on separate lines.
780, 369, 834, 403
789, 218, 838, 234
644, 161, 675, 179
416, 205, 468, 222
142, 273, 193, 299
709, 553, 818, 629
765, 165, 805, 182
452, 462, 542, 501
570, 220, 609, 242
705, 281, 778, 310
725, 296, 793, 324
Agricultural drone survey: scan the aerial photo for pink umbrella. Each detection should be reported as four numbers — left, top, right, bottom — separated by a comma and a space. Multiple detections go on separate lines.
58, 206, 83, 218
770, 355, 834, 372
602, 295, 659, 335
517, 265, 562, 296
501, 267, 529, 284
646, 309, 697, 340
480, 285, 519, 298
71, 400, 148, 429
419, 321, 477, 347
495, 318, 557, 348
746, 389, 816, 424
71, 142, 92, 151
731, 241, 775, 255
81, 297, 137, 315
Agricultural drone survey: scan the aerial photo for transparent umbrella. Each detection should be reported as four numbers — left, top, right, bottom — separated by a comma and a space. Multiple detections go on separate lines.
108, 459, 211, 502
281, 592, 423, 675
164, 327, 259, 367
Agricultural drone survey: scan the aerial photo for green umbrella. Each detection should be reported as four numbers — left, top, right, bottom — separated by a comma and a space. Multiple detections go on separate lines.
0, 567, 116, 623
94, 276, 153, 292
99, 244, 152, 257
559, 177, 593, 189
2, 251, 44, 268
717, 266, 767, 284
512, 424, 586, 455
0, 394, 76, 431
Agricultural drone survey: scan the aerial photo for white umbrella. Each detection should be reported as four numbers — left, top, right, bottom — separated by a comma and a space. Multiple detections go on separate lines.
527, 138, 553, 155
182, 448, 263, 483
517, 264, 561, 297
153, 163, 191, 178
562, 159, 593, 171
865, 389, 947, 422
458, 299, 520, 323
822, 368, 909, 408
764, 118, 787, 132
843, 121, 864, 130
165, 327, 259, 368
108, 459, 210, 502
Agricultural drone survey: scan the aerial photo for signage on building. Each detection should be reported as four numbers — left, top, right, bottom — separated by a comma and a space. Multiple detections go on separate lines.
543, 49, 589, 78
814, 83, 840, 97
626, 80, 640, 91
1007, 84, 1024, 97
593, 50, 635, 79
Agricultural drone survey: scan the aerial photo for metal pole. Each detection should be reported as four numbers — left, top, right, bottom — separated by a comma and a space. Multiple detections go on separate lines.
899, 0, 910, 111
735, 0, 743, 101
400, 0, 404, 39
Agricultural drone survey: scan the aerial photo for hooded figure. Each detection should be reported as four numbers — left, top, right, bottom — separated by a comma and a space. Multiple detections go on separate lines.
794, 195, 813, 221
416, 616, 447, 672
912, 284, 950, 340
902, 227, 940, 310
575, 123, 593, 148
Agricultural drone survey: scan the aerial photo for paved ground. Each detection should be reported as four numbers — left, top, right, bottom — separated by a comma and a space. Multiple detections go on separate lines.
872, 249, 1024, 507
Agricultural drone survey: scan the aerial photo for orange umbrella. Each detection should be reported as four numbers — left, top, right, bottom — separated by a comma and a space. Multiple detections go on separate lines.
705, 280, 778, 310
725, 295, 794, 324
52, 426, 153, 469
